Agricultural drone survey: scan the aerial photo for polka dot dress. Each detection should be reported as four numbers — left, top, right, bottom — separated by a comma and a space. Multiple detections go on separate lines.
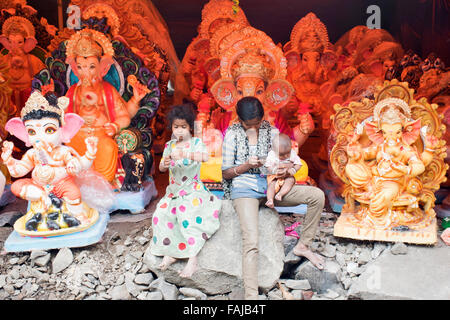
149, 137, 221, 259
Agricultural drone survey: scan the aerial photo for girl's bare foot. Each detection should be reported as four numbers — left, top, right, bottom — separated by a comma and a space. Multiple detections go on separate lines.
179, 256, 197, 278
265, 199, 274, 208
159, 256, 177, 271
293, 242, 325, 270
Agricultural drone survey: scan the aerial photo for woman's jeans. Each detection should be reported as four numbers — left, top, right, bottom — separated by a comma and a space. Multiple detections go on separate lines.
232, 185, 325, 300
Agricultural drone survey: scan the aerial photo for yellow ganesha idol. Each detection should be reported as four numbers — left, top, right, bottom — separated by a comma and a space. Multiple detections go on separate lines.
333, 94, 447, 244
2, 90, 105, 236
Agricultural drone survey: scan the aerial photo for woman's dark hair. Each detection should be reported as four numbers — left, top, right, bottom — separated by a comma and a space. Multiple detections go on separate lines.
22, 92, 62, 126
167, 104, 197, 133
236, 97, 264, 121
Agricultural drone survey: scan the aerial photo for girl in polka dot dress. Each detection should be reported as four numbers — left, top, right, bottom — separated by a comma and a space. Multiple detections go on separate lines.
149, 104, 221, 278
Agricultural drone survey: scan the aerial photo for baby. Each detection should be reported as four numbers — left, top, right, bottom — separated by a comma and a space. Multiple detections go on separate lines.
265, 133, 302, 208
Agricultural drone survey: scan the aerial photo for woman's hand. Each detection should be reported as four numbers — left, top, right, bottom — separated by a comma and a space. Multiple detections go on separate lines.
247, 156, 263, 169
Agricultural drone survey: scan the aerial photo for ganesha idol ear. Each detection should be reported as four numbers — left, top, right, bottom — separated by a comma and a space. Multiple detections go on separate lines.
285, 50, 300, 70
23, 37, 37, 53
402, 119, 421, 146
99, 55, 114, 78
264, 79, 295, 111
321, 50, 338, 69
5, 118, 31, 147
66, 56, 80, 78
365, 121, 383, 145
61, 113, 84, 143
0, 35, 12, 51
210, 79, 238, 111
369, 61, 383, 77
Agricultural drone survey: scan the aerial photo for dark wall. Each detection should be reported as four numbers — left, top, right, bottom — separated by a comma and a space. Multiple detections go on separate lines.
24, 0, 450, 64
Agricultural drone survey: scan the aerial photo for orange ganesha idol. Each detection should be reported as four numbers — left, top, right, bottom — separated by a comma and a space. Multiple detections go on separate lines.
63, 29, 148, 184
2, 90, 101, 234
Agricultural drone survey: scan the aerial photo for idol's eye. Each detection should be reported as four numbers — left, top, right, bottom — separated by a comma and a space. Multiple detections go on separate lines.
27, 129, 36, 136
45, 127, 56, 134
256, 89, 264, 95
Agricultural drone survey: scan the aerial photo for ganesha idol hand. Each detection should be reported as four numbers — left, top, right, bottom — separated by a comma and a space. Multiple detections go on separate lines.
103, 122, 119, 137
128, 75, 150, 103
1, 140, 14, 163
66, 158, 82, 175
190, 87, 203, 102
85, 136, 99, 155
298, 113, 314, 135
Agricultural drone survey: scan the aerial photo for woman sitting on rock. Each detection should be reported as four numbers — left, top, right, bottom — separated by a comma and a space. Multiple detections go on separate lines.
222, 97, 325, 300
149, 104, 221, 278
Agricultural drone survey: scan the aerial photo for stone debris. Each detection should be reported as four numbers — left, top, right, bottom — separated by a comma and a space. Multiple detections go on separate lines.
179, 287, 207, 300
0, 207, 447, 301
52, 248, 73, 274
283, 279, 311, 290
390, 242, 408, 255
110, 284, 131, 300
134, 273, 154, 286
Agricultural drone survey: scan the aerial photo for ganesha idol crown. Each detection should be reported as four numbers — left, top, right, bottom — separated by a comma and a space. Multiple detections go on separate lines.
373, 97, 411, 125
232, 50, 273, 81
21, 91, 70, 123
66, 29, 114, 59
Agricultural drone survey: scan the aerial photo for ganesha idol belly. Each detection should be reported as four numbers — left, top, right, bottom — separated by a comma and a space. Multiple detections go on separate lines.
13, 151, 100, 236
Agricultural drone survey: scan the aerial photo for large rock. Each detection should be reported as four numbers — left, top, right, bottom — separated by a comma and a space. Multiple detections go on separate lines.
349, 245, 450, 299
143, 200, 285, 295
52, 248, 73, 274
149, 277, 179, 300
110, 284, 131, 300
294, 260, 343, 294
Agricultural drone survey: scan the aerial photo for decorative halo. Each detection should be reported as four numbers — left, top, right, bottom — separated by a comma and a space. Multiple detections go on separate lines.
2, 16, 35, 38
373, 97, 411, 123
199, 0, 248, 39
82, 3, 121, 37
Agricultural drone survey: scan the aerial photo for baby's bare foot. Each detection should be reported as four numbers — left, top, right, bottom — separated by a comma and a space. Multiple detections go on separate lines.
293, 243, 325, 270
159, 256, 177, 271
179, 256, 197, 278
265, 199, 274, 208
274, 193, 283, 201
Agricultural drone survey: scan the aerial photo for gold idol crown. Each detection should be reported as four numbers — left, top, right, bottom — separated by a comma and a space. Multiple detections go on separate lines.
66, 29, 114, 59
21, 91, 70, 124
